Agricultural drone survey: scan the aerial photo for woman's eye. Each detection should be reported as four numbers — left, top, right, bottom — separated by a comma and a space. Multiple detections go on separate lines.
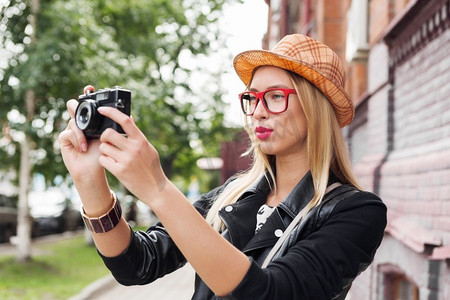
270, 93, 285, 100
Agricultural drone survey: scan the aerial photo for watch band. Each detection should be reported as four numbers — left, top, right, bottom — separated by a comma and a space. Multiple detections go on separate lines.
81, 192, 122, 233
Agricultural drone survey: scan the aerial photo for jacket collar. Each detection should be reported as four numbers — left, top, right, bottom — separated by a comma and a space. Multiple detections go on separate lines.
244, 169, 317, 218
277, 171, 315, 218
277, 170, 341, 218
242, 172, 272, 195
218, 169, 341, 254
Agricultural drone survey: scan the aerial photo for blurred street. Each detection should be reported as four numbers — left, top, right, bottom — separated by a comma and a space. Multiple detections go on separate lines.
71, 264, 195, 300
0, 230, 82, 256
0, 232, 196, 300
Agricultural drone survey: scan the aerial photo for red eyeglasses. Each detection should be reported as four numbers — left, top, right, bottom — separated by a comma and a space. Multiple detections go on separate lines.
239, 88, 297, 116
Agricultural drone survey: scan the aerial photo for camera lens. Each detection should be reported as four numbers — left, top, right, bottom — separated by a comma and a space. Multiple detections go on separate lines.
78, 107, 90, 124
75, 100, 100, 132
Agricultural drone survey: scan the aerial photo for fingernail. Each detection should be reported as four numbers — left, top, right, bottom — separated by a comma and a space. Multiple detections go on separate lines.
81, 142, 87, 152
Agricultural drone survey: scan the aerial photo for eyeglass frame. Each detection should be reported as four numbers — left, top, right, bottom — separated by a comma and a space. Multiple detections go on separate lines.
238, 88, 298, 116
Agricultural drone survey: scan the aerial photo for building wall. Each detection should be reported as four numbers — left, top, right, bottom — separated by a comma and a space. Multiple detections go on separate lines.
264, 0, 450, 298
352, 0, 450, 299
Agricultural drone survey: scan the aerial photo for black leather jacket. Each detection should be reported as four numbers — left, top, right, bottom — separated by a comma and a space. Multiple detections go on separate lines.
100, 171, 387, 299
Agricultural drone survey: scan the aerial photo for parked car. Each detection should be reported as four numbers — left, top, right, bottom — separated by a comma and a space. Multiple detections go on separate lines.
29, 188, 82, 234
0, 194, 18, 243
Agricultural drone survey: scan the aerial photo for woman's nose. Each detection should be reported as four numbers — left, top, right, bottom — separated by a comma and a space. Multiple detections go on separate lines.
252, 98, 269, 120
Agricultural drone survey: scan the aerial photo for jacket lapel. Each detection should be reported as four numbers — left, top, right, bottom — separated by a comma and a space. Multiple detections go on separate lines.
218, 176, 270, 251
243, 172, 316, 253
218, 194, 265, 250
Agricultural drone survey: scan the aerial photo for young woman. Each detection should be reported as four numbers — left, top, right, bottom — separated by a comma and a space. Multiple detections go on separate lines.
59, 34, 386, 299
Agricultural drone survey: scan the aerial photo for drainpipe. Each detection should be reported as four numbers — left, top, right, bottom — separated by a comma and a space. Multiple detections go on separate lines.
373, 55, 395, 195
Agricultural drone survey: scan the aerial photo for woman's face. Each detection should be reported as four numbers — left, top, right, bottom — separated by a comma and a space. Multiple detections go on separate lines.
249, 66, 308, 157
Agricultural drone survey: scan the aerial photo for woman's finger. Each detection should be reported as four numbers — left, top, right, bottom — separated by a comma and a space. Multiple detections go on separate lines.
98, 138, 123, 161
97, 106, 141, 138
84, 85, 95, 94
59, 122, 81, 151
99, 126, 129, 151
67, 96, 90, 152
65, 109, 88, 152
58, 127, 76, 149
67, 99, 79, 119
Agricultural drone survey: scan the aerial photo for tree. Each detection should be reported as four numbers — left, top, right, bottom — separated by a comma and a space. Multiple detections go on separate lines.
0, 0, 233, 262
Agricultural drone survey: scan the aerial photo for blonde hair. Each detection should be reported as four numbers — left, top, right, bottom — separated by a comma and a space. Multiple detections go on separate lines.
206, 71, 362, 232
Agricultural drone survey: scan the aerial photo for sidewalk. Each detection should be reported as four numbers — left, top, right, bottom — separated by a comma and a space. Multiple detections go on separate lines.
70, 264, 195, 300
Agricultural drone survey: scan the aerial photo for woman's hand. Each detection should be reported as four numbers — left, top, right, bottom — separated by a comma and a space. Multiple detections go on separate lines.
58, 98, 103, 183
96, 106, 168, 202
58, 86, 111, 215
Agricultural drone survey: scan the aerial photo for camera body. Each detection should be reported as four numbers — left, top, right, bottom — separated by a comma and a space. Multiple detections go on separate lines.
75, 86, 131, 138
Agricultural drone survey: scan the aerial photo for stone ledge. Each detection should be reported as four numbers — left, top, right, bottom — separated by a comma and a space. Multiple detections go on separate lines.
429, 246, 450, 261
387, 216, 442, 253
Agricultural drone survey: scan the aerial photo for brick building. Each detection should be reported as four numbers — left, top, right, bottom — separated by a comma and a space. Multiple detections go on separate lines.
257, 0, 450, 299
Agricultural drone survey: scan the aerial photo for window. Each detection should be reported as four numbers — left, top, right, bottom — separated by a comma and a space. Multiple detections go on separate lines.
346, 0, 370, 62
379, 266, 420, 300
394, 276, 419, 300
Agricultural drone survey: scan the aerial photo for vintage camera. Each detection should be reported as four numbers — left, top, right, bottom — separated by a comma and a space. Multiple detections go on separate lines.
75, 86, 131, 138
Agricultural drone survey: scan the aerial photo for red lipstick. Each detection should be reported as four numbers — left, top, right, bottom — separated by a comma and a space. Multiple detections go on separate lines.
255, 126, 273, 140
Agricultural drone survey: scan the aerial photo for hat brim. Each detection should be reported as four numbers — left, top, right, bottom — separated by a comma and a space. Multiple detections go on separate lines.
233, 50, 354, 127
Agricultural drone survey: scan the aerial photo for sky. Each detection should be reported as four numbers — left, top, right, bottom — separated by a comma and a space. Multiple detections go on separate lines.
217, 0, 269, 126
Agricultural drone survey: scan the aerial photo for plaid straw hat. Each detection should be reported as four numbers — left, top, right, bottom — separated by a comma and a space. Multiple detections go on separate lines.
233, 34, 354, 127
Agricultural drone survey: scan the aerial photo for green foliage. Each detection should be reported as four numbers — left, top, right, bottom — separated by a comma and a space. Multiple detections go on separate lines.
0, 0, 237, 189
0, 235, 109, 299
